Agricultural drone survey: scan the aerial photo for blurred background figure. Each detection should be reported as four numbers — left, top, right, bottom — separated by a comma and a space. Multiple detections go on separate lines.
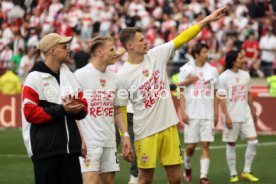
259, 26, 276, 77
0, 65, 21, 95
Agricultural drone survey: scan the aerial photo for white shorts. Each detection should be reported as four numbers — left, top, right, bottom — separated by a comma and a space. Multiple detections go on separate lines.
222, 119, 257, 142
79, 146, 120, 173
184, 119, 215, 143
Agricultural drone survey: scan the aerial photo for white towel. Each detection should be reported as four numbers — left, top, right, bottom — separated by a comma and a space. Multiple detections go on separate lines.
60, 64, 82, 99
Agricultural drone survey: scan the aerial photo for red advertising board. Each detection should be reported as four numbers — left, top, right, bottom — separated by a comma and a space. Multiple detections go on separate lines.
0, 94, 22, 128
0, 94, 275, 133
172, 96, 276, 133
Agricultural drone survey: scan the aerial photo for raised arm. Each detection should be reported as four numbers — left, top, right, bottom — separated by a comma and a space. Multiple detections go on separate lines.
173, 6, 227, 50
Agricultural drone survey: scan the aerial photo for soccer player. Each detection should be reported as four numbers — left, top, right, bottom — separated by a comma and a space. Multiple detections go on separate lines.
74, 36, 133, 184
117, 7, 227, 184
218, 50, 259, 183
178, 43, 219, 184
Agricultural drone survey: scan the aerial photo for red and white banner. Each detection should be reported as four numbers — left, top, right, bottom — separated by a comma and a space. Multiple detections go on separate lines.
0, 94, 276, 133
0, 94, 22, 128
173, 96, 276, 133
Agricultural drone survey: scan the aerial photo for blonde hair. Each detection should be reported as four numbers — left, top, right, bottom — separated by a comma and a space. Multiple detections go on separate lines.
90, 36, 113, 55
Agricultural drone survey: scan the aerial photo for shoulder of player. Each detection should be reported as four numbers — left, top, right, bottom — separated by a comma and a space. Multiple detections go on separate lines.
116, 63, 133, 76
74, 64, 91, 76
239, 69, 250, 76
105, 69, 118, 78
146, 41, 174, 55
219, 70, 229, 79
179, 62, 192, 73
205, 62, 217, 72
24, 71, 41, 86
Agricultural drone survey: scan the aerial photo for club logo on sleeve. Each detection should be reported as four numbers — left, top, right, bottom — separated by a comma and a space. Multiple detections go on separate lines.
100, 79, 106, 87
142, 69, 149, 78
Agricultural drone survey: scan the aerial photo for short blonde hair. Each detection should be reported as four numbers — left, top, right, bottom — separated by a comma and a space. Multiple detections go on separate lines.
90, 36, 113, 55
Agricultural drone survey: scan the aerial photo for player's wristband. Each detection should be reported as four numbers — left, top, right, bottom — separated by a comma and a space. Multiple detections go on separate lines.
123, 132, 130, 138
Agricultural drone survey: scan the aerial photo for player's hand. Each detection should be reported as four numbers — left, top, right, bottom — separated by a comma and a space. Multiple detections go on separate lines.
226, 116, 233, 129
122, 136, 131, 158
182, 112, 189, 124
81, 138, 87, 158
63, 96, 84, 114
124, 148, 135, 162
206, 6, 228, 21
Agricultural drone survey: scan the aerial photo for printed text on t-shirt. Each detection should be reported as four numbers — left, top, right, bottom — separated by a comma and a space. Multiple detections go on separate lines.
138, 70, 165, 108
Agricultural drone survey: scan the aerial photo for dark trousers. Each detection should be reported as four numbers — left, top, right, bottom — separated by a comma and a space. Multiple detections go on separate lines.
33, 154, 82, 184
116, 113, 138, 177
261, 61, 273, 77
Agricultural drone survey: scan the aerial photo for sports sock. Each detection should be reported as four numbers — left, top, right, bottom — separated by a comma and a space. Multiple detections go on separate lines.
243, 140, 258, 173
200, 158, 209, 178
226, 144, 237, 176
184, 152, 192, 169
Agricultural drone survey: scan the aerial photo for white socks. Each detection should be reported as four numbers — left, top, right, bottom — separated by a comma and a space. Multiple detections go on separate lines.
243, 140, 258, 173
226, 144, 237, 176
200, 158, 210, 178
184, 152, 192, 169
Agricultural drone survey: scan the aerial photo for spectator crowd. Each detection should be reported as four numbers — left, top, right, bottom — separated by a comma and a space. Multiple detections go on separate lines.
0, 0, 276, 93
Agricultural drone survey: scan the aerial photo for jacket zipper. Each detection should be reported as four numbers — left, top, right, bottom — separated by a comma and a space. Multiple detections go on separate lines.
64, 115, 70, 154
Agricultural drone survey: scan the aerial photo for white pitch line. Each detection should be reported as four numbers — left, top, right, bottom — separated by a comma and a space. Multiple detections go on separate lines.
0, 154, 27, 158
192, 141, 276, 151
0, 142, 275, 158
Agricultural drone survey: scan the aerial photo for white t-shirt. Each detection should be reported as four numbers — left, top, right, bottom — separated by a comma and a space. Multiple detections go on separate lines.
75, 64, 120, 147
259, 34, 276, 62
179, 62, 218, 120
117, 41, 179, 140
218, 69, 250, 122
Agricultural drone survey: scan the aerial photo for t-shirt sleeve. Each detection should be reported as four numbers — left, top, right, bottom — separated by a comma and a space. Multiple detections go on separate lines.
217, 74, 227, 95
115, 77, 129, 106
178, 65, 192, 82
213, 69, 219, 89
74, 70, 81, 80
147, 41, 175, 65
245, 72, 251, 91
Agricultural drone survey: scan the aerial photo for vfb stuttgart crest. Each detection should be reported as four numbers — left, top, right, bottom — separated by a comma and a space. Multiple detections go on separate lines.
142, 69, 149, 78
100, 79, 106, 87
141, 153, 149, 163
235, 77, 240, 83
84, 158, 91, 168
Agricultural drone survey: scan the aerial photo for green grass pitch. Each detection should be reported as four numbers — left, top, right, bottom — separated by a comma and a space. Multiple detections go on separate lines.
0, 129, 275, 184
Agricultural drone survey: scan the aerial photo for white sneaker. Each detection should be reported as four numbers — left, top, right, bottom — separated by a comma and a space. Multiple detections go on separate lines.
128, 174, 138, 184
